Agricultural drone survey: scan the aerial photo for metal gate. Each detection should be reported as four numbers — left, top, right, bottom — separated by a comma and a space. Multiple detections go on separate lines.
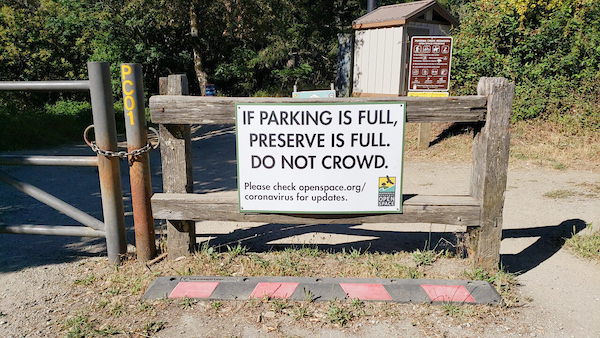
0, 62, 127, 264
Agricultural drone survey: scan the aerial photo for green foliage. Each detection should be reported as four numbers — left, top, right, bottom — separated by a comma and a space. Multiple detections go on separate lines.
3, 0, 600, 151
0, 0, 376, 149
404, 266, 423, 279
199, 0, 363, 95
303, 287, 316, 302
0, 98, 93, 150
450, 0, 600, 130
198, 241, 218, 261
45, 100, 91, 116
0, 0, 98, 82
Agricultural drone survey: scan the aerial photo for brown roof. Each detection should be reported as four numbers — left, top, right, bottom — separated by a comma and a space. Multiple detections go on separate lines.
352, 0, 459, 29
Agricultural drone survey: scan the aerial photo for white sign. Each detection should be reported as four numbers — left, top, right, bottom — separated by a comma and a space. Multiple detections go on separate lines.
236, 102, 406, 214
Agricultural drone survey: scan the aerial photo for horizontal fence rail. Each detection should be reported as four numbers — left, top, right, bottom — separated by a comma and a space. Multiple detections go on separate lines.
152, 192, 481, 227
0, 224, 105, 237
0, 155, 98, 167
149, 95, 488, 124
0, 80, 90, 91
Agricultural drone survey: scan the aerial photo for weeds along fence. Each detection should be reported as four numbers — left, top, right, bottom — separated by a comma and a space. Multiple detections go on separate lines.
150, 75, 514, 271
0, 62, 127, 264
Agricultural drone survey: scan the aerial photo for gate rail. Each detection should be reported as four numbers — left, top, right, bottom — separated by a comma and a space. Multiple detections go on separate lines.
0, 62, 127, 264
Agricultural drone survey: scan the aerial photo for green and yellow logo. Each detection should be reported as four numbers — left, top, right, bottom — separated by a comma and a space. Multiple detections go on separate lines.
378, 176, 396, 193
378, 176, 396, 206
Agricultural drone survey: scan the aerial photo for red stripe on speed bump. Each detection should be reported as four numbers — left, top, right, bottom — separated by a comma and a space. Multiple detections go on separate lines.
339, 283, 392, 301
169, 282, 220, 299
420, 284, 476, 303
250, 282, 299, 299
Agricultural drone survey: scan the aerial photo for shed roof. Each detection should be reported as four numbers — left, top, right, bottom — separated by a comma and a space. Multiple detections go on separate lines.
352, 0, 459, 29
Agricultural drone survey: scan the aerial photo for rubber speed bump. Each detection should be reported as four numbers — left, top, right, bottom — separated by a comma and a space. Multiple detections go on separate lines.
143, 276, 501, 305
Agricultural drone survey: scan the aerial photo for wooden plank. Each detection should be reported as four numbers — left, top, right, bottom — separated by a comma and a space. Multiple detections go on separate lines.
352, 19, 407, 30
167, 74, 189, 95
151, 192, 481, 227
469, 77, 514, 271
374, 29, 386, 94
390, 26, 403, 95
418, 122, 431, 149
367, 29, 378, 94
381, 27, 393, 94
150, 95, 487, 124
353, 30, 366, 94
158, 77, 168, 95
159, 75, 195, 259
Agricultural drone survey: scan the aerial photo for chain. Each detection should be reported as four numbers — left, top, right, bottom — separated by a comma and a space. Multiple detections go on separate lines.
84, 125, 159, 160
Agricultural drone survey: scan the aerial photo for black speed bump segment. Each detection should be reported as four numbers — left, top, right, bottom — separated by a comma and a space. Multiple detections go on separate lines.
143, 276, 501, 305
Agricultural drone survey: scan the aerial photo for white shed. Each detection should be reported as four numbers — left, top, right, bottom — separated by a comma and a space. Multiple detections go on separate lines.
351, 0, 459, 97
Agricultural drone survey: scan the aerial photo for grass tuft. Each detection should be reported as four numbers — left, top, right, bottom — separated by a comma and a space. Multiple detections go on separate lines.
270, 299, 288, 313
326, 301, 352, 326
143, 321, 165, 334
180, 296, 197, 310
293, 304, 311, 320
63, 314, 95, 338
411, 249, 439, 266
566, 226, 600, 261
543, 189, 576, 199
73, 274, 95, 286
443, 302, 471, 319
211, 301, 223, 312
464, 266, 519, 306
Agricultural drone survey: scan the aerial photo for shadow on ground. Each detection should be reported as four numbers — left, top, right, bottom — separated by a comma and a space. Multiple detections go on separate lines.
429, 122, 477, 147
193, 218, 588, 275
500, 219, 587, 274
193, 222, 463, 255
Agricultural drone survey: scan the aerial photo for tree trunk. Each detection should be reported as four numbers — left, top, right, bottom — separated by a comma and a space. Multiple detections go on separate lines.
190, 3, 208, 96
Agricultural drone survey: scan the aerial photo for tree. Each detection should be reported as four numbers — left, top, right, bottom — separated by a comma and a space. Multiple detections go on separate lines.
450, 0, 600, 129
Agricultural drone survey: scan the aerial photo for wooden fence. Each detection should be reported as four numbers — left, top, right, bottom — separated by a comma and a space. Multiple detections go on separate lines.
149, 76, 514, 271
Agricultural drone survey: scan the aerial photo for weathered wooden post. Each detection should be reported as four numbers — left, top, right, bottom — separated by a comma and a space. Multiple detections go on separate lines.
468, 77, 515, 271
418, 123, 431, 150
158, 75, 195, 259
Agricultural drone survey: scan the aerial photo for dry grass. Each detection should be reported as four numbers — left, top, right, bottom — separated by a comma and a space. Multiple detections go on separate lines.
510, 120, 600, 171
542, 189, 577, 199
403, 120, 600, 171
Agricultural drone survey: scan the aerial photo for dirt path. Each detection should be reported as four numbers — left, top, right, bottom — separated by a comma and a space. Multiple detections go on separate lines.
1, 137, 599, 337
501, 167, 600, 337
